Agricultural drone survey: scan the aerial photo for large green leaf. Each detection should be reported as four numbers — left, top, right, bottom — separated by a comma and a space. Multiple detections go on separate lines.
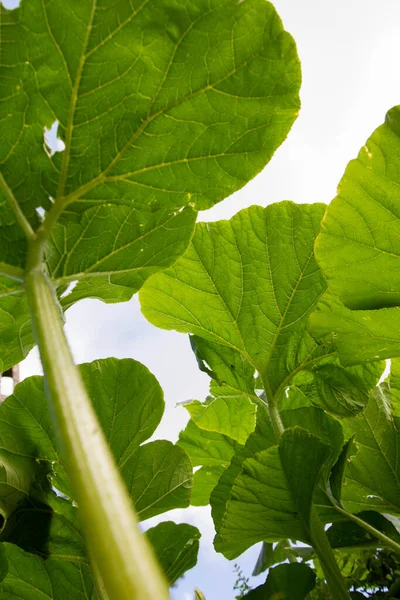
315, 106, 400, 311
0, 0, 300, 264
340, 385, 400, 514
0, 543, 97, 599
146, 521, 200, 586
0, 0, 301, 369
242, 563, 316, 600
141, 202, 332, 398
0, 358, 191, 521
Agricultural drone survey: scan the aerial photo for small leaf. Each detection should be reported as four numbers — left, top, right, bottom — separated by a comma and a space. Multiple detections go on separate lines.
178, 420, 241, 468
146, 521, 200, 586
123, 440, 192, 521
242, 563, 316, 600
294, 360, 384, 417
184, 396, 256, 445
191, 466, 225, 507
252, 540, 294, 576
328, 436, 355, 505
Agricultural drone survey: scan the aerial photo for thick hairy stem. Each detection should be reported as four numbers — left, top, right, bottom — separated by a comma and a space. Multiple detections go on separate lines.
24, 266, 169, 600
309, 506, 351, 600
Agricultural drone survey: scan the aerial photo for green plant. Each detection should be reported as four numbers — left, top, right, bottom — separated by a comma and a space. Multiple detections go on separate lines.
1, 0, 400, 599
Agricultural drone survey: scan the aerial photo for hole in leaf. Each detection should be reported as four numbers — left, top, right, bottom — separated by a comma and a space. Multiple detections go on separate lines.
44, 121, 65, 156
377, 359, 391, 386
60, 281, 78, 297
36, 206, 45, 219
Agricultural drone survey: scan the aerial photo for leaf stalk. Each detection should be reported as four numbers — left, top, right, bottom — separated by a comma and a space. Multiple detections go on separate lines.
0, 172, 34, 240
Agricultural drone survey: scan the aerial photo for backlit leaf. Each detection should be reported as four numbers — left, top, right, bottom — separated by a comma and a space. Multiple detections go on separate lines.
141, 202, 330, 398
146, 521, 200, 586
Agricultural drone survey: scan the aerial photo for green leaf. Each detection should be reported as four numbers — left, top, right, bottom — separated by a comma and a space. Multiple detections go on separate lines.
0, 543, 97, 599
315, 106, 400, 311
329, 437, 355, 505
0, 295, 35, 372
183, 395, 256, 445
190, 336, 257, 400
210, 404, 343, 558
326, 512, 400, 550
309, 292, 400, 365
252, 540, 295, 576
0, 358, 191, 521
79, 358, 164, 466
214, 427, 330, 558
146, 521, 200, 586
191, 466, 225, 507
0, 494, 86, 563
178, 420, 241, 468
293, 359, 384, 418
0, 0, 300, 262
341, 386, 400, 514
279, 428, 331, 533
48, 205, 197, 297
242, 563, 316, 600
141, 202, 330, 398
121, 440, 192, 521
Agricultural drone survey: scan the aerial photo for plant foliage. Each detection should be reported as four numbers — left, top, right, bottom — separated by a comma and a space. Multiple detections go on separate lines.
1, 0, 400, 598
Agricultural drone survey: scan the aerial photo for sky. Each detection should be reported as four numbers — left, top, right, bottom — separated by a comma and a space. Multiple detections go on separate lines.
5, 0, 400, 598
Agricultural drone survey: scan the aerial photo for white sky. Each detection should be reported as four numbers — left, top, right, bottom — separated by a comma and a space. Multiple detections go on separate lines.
14, 0, 400, 598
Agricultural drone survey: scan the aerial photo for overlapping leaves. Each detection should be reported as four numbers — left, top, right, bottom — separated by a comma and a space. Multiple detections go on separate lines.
0, 0, 301, 308
0, 357, 199, 595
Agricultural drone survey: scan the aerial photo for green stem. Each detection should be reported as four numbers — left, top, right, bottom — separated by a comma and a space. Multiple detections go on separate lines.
260, 375, 284, 439
333, 504, 400, 554
0, 262, 24, 281
261, 374, 349, 599
0, 172, 34, 239
24, 266, 169, 600
309, 506, 351, 600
